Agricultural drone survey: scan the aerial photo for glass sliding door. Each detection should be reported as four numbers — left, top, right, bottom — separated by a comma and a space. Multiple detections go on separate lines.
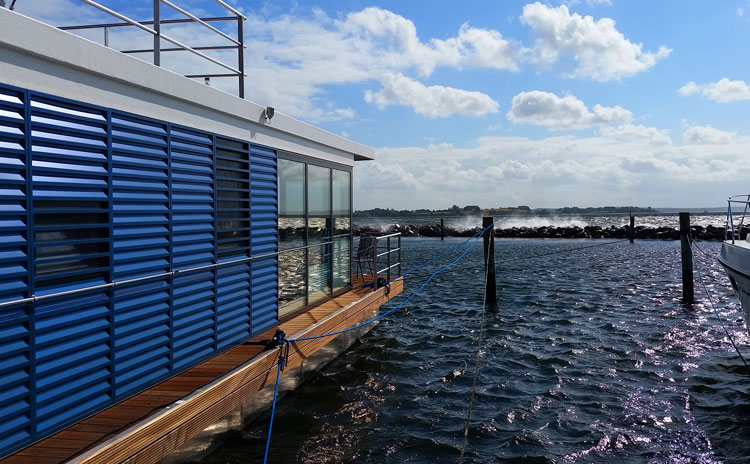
307, 165, 331, 302
278, 159, 306, 316
332, 169, 351, 292
277, 154, 352, 320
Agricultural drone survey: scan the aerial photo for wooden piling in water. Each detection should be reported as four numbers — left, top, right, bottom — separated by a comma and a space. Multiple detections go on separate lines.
440, 218, 444, 241
679, 212, 694, 304
629, 216, 635, 243
482, 216, 497, 306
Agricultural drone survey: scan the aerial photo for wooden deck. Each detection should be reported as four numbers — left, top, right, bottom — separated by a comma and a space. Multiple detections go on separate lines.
1, 277, 402, 464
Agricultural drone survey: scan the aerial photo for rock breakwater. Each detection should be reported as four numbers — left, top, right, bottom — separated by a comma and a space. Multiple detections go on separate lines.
354, 224, 743, 241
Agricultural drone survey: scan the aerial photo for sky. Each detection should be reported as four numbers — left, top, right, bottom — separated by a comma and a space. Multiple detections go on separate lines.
12, 0, 750, 210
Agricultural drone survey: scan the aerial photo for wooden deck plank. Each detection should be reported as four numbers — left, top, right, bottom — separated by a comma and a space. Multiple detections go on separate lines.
1, 277, 401, 464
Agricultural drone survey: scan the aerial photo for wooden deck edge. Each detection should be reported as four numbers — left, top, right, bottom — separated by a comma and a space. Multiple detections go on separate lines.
67, 279, 403, 464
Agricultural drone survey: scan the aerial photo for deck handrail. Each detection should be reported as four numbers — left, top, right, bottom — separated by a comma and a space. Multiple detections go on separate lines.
371, 232, 402, 290
0, 240, 337, 310
725, 194, 750, 243
60, 0, 246, 97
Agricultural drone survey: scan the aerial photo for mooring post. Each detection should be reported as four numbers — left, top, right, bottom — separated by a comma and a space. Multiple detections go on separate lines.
629, 215, 635, 243
440, 218, 444, 241
679, 212, 694, 304
482, 216, 497, 306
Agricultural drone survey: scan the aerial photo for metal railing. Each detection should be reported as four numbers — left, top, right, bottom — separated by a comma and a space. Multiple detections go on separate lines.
726, 194, 750, 243
59, 0, 246, 97
372, 232, 402, 290
0, 240, 344, 310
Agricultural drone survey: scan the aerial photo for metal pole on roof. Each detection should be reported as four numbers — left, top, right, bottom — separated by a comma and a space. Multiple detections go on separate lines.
160, 0, 242, 45
78, 0, 242, 75
237, 13, 244, 98
214, 0, 246, 19
153, 0, 161, 66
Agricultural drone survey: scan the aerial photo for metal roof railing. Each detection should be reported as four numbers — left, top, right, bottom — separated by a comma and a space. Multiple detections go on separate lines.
59, 0, 247, 98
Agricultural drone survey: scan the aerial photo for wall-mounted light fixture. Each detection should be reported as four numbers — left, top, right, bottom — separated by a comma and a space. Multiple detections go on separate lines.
264, 106, 275, 123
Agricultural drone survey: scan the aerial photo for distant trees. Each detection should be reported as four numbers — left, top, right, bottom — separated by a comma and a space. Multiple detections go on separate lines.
352, 204, 657, 217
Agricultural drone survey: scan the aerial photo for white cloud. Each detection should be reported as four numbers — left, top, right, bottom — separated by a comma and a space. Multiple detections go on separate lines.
737, 8, 745, 17
682, 125, 738, 145
365, 73, 499, 117
16, 2, 667, 124
678, 78, 750, 103
506, 90, 631, 129
598, 124, 672, 145
355, 132, 750, 209
240, 7, 522, 121
521, 2, 670, 81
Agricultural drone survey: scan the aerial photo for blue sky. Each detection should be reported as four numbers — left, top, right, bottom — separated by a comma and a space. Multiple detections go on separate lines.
15, 0, 750, 209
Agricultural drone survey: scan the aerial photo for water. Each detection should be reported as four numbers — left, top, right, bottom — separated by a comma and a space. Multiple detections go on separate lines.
355, 214, 726, 231
207, 238, 750, 463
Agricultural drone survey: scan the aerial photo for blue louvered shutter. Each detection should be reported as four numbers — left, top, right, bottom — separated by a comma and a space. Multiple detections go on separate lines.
0, 86, 31, 455
111, 113, 171, 397
215, 138, 252, 349
28, 94, 112, 435
169, 127, 216, 371
249, 145, 278, 334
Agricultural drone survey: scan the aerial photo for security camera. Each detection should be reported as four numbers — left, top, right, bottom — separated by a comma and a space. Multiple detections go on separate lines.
265, 106, 274, 122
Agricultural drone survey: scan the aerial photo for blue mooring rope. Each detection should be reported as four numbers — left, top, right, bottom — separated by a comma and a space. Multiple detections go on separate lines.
263, 331, 287, 464
262, 223, 493, 462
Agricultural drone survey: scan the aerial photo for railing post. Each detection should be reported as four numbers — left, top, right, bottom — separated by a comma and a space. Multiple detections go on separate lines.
386, 236, 391, 283
153, 0, 161, 66
237, 15, 244, 98
724, 197, 734, 243
398, 234, 402, 277
679, 212, 694, 304
482, 217, 497, 307
373, 237, 378, 291
104, 26, 109, 47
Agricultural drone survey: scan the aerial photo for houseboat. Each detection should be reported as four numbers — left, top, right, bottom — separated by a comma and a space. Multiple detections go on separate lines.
0, 3, 402, 462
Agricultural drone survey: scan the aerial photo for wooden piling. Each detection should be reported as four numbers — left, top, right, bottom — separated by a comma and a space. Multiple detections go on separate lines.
679, 212, 694, 304
440, 218, 444, 241
629, 215, 635, 243
482, 216, 497, 306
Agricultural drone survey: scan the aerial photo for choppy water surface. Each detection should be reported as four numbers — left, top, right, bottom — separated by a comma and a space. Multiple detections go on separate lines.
210, 238, 750, 463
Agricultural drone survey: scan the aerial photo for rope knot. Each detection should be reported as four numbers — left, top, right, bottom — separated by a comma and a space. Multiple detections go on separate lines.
277, 331, 290, 372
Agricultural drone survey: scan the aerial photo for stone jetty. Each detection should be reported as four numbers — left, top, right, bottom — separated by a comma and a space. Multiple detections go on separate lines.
354, 224, 744, 241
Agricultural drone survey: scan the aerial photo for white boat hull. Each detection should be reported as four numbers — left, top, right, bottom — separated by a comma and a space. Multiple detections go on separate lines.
719, 240, 750, 336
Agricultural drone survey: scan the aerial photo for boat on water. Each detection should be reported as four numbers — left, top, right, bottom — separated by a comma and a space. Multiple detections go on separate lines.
718, 194, 750, 335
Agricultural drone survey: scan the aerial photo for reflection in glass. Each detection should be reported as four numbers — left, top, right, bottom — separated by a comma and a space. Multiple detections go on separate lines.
278, 159, 305, 251
308, 217, 331, 245
278, 159, 306, 313
308, 165, 330, 216
334, 217, 350, 236
278, 159, 352, 316
278, 249, 306, 317
332, 169, 351, 293
333, 237, 350, 292
332, 170, 350, 217
279, 160, 304, 216
308, 244, 331, 302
